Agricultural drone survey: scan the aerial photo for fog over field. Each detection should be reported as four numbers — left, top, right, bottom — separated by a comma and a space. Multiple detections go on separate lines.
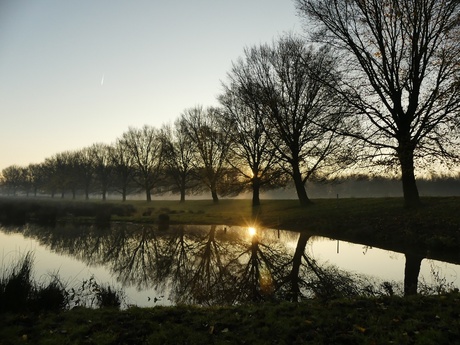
140, 177, 460, 201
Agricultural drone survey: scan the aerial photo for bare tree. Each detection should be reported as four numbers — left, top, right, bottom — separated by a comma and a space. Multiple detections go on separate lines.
296, 0, 460, 207
26, 163, 46, 197
67, 148, 95, 200
1, 165, 23, 196
64, 151, 83, 199
44, 152, 76, 199
160, 121, 200, 203
122, 126, 163, 202
219, 80, 287, 207
180, 106, 234, 203
110, 138, 136, 201
236, 35, 348, 206
88, 143, 114, 201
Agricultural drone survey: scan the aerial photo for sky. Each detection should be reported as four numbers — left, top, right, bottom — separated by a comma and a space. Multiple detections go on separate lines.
0, 0, 301, 172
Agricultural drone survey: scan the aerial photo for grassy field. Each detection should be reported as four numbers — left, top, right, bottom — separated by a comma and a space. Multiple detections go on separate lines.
1, 293, 459, 344
1, 196, 459, 344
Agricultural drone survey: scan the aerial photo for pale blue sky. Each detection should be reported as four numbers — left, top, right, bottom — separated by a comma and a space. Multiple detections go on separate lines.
0, 0, 300, 171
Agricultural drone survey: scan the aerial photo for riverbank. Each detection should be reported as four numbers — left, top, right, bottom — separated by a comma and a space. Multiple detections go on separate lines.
1, 292, 459, 344
2, 196, 459, 258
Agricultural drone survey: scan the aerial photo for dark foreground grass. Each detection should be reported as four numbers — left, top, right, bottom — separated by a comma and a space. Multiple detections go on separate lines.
1, 293, 459, 345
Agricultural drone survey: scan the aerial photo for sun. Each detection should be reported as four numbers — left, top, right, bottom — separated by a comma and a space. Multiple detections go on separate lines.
247, 227, 257, 237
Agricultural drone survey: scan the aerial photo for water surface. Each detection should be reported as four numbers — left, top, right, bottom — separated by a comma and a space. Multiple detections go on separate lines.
1, 223, 458, 307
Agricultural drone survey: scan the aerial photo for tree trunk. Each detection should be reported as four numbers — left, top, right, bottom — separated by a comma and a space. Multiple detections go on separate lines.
122, 186, 127, 201
210, 179, 219, 203
397, 142, 420, 208
292, 163, 311, 207
179, 175, 186, 203
211, 189, 219, 203
145, 187, 152, 202
404, 254, 423, 296
252, 177, 261, 207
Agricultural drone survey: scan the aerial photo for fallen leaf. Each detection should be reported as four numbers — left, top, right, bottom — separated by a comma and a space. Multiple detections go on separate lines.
354, 325, 366, 333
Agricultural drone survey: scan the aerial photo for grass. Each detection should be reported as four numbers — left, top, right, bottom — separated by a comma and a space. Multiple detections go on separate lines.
0, 293, 459, 344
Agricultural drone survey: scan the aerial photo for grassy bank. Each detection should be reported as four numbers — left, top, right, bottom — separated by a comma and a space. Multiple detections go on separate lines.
121, 197, 460, 257
2, 196, 459, 229
1, 293, 459, 344
3, 196, 458, 252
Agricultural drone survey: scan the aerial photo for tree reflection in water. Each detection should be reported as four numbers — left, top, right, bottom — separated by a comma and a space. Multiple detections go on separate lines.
225, 227, 291, 303
105, 225, 160, 289
3, 222, 449, 306
278, 232, 310, 301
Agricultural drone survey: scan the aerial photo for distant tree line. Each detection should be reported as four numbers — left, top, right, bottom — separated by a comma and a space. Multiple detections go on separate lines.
2, 0, 460, 208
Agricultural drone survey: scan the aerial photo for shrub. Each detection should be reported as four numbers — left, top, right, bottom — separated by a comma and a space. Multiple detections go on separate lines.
68, 276, 124, 310
32, 276, 68, 312
95, 284, 124, 309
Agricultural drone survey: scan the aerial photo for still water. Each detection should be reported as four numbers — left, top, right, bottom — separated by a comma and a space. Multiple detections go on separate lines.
1, 223, 458, 307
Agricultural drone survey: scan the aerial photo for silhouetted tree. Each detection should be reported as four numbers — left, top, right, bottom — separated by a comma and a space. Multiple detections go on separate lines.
180, 106, 234, 203
160, 121, 200, 202
219, 82, 286, 207
122, 126, 164, 202
89, 143, 114, 201
72, 148, 94, 200
232, 35, 348, 206
26, 163, 45, 197
110, 138, 136, 201
45, 152, 75, 199
296, 0, 460, 207
1, 165, 23, 196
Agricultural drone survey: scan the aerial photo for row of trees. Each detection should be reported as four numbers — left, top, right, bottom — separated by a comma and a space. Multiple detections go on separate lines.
2, 0, 459, 208
1, 37, 355, 206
